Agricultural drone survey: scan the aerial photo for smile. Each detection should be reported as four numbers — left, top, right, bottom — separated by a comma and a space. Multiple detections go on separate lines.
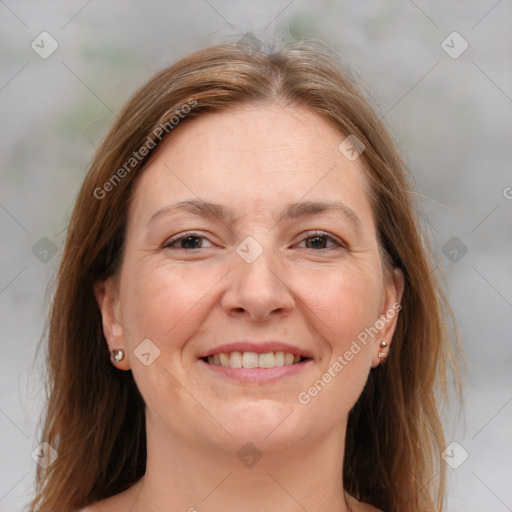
201, 351, 310, 369
199, 351, 313, 383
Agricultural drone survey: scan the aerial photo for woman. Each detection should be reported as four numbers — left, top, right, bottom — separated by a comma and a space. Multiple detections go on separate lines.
31, 39, 461, 512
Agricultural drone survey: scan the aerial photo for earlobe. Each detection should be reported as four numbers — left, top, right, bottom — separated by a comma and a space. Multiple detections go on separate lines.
371, 338, 390, 368
371, 267, 406, 368
93, 278, 131, 371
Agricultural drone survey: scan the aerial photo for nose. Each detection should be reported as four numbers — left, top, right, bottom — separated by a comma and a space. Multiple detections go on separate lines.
221, 245, 295, 321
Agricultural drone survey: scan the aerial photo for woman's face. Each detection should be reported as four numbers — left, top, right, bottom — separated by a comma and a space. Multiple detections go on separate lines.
96, 103, 403, 456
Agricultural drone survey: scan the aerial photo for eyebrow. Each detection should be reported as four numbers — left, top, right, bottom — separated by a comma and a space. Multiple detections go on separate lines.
148, 199, 363, 231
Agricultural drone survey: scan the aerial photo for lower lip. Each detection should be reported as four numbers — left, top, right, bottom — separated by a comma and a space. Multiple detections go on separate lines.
198, 359, 312, 383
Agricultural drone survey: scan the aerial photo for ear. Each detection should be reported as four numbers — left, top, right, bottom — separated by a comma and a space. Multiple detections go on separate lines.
371, 267, 405, 368
93, 277, 131, 371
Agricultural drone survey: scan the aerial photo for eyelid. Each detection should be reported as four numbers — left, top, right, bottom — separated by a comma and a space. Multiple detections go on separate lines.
295, 230, 348, 250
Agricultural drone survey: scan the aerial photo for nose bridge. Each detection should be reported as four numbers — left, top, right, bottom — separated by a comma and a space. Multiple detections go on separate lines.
236, 233, 284, 290
222, 233, 294, 319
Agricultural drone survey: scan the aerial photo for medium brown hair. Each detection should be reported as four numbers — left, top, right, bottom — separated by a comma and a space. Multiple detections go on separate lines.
31, 39, 461, 512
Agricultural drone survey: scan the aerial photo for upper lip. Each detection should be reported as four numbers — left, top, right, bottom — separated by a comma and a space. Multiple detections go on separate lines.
197, 341, 314, 359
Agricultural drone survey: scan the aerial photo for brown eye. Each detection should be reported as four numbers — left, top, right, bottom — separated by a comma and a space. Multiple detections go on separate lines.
164, 233, 213, 250
297, 231, 345, 250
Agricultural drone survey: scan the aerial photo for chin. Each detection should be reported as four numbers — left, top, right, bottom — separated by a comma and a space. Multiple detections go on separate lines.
216, 400, 307, 448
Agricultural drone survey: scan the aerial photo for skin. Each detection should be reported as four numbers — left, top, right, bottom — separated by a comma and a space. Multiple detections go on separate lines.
90, 103, 404, 512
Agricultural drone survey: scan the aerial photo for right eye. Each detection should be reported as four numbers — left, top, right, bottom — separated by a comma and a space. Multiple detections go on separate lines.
163, 232, 214, 250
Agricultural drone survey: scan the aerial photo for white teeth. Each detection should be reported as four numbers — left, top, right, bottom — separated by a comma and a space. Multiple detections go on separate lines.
230, 351, 242, 368
258, 352, 275, 368
219, 353, 230, 367
205, 351, 305, 369
242, 351, 259, 368
284, 352, 294, 366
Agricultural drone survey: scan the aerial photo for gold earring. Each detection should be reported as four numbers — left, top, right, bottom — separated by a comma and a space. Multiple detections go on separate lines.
111, 348, 125, 363
378, 340, 388, 361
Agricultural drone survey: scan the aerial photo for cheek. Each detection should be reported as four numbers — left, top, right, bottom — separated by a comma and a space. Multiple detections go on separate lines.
117, 262, 220, 422
120, 262, 219, 344
292, 263, 380, 407
294, 261, 382, 345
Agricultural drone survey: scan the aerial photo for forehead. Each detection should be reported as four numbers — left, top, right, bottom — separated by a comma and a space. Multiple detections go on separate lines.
129, 103, 374, 228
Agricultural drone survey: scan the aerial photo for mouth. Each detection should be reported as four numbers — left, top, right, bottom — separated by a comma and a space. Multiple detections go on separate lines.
198, 352, 313, 383
200, 351, 312, 369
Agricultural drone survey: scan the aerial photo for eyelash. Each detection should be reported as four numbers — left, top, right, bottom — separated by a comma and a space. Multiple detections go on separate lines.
163, 230, 347, 251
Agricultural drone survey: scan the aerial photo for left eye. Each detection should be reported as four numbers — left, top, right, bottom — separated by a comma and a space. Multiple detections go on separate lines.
296, 231, 344, 250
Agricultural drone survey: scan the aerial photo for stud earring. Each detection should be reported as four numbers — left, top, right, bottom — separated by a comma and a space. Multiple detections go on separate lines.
111, 348, 125, 363
378, 340, 388, 361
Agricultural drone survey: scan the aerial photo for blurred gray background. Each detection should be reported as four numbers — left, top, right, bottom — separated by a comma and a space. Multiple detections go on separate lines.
1, 1, 511, 510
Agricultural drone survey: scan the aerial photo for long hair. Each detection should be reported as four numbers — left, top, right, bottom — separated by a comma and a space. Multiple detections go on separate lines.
31, 39, 461, 512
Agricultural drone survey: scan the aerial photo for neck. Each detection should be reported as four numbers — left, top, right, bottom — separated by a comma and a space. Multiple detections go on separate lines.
129, 416, 351, 512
